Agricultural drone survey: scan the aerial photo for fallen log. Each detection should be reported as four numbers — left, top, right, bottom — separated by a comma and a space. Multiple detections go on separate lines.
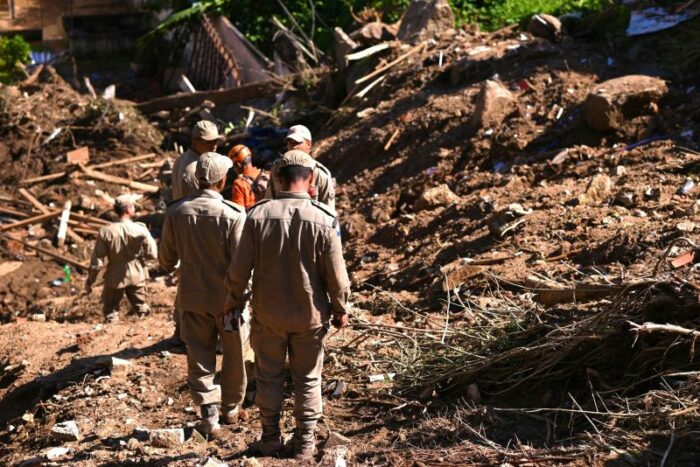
17, 188, 84, 243
79, 166, 159, 193
0, 234, 88, 270
135, 78, 289, 114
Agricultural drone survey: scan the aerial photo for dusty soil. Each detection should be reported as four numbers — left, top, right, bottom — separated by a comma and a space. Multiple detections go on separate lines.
1, 20, 700, 467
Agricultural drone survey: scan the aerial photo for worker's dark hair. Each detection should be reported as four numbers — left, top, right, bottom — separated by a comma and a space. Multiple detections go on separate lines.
114, 204, 130, 216
278, 165, 312, 185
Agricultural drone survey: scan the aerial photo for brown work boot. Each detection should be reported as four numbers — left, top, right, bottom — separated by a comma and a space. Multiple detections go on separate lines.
220, 404, 240, 425
195, 403, 222, 439
292, 426, 317, 461
251, 425, 282, 456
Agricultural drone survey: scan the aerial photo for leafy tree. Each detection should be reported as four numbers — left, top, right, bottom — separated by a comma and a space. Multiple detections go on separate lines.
0, 35, 31, 72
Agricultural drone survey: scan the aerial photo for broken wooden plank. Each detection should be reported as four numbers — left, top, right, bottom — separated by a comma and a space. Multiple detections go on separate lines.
69, 212, 110, 227
17, 188, 84, 243
0, 210, 61, 232
56, 201, 72, 247
135, 78, 288, 114
79, 166, 159, 193
355, 42, 427, 86
0, 206, 29, 219
19, 153, 157, 186
347, 42, 393, 62
1, 234, 88, 270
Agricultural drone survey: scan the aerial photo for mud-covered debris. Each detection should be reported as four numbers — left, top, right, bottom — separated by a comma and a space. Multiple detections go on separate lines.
126, 437, 141, 451
471, 80, 516, 129
466, 383, 481, 402
321, 445, 350, 467
30, 314, 46, 322
644, 187, 661, 201
241, 457, 263, 467
614, 191, 637, 208
415, 184, 461, 210
677, 221, 695, 233
149, 428, 185, 447
584, 75, 668, 131
614, 166, 627, 177
332, 380, 347, 398
487, 203, 532, 237
51, 420, 80, 442
397, 0, 455, 44
528, 14, 563, 42
578, 174, 613, 205
45, 447, 70, 460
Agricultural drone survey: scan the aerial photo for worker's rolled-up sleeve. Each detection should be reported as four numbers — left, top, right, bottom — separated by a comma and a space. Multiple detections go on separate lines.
225, 218, 255, 313
87, 234, 108, 286
158, 213, 179, 272
323, 225, 351, 315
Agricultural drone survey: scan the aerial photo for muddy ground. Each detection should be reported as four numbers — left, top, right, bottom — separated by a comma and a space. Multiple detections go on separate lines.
1, 20, 699, 467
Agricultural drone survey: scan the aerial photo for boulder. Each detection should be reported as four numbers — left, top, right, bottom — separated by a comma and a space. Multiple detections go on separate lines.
528, 14, 563, 42
349, 22, 397, 46
416, 184, 461, 210
471, 80, 515, 129
51, 421, 80, 442
149, 428, 185, 448
397, 0, 455, 44
584, 75, 668, 131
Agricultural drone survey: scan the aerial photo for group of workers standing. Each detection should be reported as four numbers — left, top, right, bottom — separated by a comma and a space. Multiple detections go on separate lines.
86, 121, 350, 460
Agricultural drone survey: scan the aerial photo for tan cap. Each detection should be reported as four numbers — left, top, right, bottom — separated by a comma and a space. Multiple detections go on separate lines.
114, 193, 139, 208
277, 150, 316, 169
286, 124, 312, 143
192, 120, 223, 141
196, 152, 233, 184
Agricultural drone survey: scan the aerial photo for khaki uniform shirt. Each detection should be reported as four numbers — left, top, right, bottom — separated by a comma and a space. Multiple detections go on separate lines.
265, 159, 336, 211
171, 149, 200, 200
226, 192, 350, 333
89, 219, 157, 289
160, 189, 246, 314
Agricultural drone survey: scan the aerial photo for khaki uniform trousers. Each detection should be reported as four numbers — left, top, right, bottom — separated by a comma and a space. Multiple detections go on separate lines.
181, 309, 248, 407
250, 320, 326, 428
102, 284, 149, 316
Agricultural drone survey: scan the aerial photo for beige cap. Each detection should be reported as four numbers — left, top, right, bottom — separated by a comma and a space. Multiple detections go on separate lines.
286, 124, 312, 143
277, 150, 316, 169
196, 152, 233, 184
114, 193, 139, 208
192, 120, 223, 141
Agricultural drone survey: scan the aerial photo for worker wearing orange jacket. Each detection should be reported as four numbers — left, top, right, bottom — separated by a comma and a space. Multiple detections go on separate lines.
228, 144, 263, 209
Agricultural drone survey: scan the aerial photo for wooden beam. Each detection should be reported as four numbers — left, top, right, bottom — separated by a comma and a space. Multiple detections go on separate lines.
355, 42, 426, 86
135, 78, 289, 114
19, 153, 159, 187
79, 166, 160, 193
69, 212, 110, 226
17, 188, 84, 243
1, 234, 88, 270
0, 210, 61, 232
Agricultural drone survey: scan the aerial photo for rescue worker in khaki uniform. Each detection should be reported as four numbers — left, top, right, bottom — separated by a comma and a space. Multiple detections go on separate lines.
86, 194, 157, 323
169, 120, 223, 341
226, 150, 351, 460
171, 120, 223, 200
265, 125, 336, 211
159, 152, 248, 437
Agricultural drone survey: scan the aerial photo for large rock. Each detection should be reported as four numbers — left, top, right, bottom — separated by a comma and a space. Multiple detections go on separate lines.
349, 22, 397, 46
528, 14, 563, 42
397, 0, 455, 44
416, 184, 461, 210
584, 75, 667, 131
471, 80, 516, 129
51, 421, 80, 442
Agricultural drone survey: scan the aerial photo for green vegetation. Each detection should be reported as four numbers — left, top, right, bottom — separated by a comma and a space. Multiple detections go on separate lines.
0, 35, 31, 83
142, 0, 612, 61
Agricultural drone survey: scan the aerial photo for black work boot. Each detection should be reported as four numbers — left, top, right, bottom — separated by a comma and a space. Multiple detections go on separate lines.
251, 423, 282, 456
196, 403, 221, 439
292, 423, 317, 461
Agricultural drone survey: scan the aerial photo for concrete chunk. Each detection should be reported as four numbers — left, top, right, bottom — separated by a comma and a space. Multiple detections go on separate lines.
51, 420, 80, 442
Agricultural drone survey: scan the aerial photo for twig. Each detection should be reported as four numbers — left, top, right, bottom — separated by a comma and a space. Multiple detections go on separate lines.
629, 321, 700, 338
659, 427, 675, 467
